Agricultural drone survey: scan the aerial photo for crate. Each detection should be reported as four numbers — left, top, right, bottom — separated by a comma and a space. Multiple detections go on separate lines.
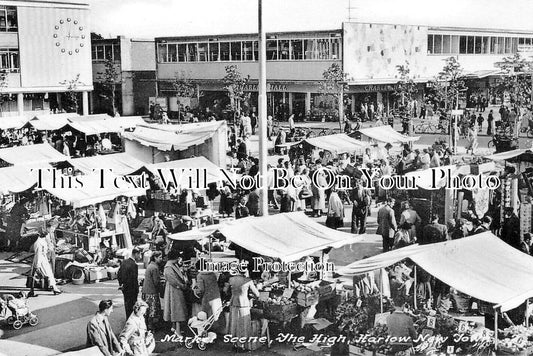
265, 302, 298, 321
296, 290, 319, 307
86, 267, 108, 282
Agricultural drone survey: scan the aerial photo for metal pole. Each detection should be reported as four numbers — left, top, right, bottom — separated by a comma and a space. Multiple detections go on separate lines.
258, 0, 268, 216
494, 308, 499, 351
413, 265, 417, 309
380, 268, 383, 314
527, 299, 530, 327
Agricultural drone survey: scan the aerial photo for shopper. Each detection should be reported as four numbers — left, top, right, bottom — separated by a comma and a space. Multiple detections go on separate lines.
195, 260, 222, 320
118, 248, 140, 319
141, 251, 162, 331
377, 197, 397, 251
119, 301, 155, 356
163, 250, 188, 339
30, 225, 62, 296
421, 214, 448, 244
86, 300, 123, 356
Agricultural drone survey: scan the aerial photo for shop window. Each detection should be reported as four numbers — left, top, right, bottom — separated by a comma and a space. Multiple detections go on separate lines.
242, 41, 253, 61
331, 38, 341, 59
459, 36, 467, 54
498, 37, 505, 54
427, 34, 434, 54
290, 39, 303, 60
208, 42, 219, 61
6, 7, 16, 32
304, 39, 316, 59
316, 38, 330, 59
433, 35, 442, 54
91, 46, 97, 60
474, 36, 482, 54
253, 41, 259, 61
511, 37, 518, 53
104, 45, 112, 60
157, 44, 167, 62
113, 44, 121, 61
197, 42, 208, 61
96, 45, 105, 60
266, 40, 277, 60
0, 49, 18, 71
519, 37, 525, 45
451, 35, 460, 53
490, 37, 498, 54
527, 38, 532, 45
219, 42, 230, 61
482, 37, 490, 54
230, 42, 241, 61
178, 43, 187, 62
168, 44, 177, 62
442, 35, 451, 54
278, 40, 289, 60
187, 43, 197, 62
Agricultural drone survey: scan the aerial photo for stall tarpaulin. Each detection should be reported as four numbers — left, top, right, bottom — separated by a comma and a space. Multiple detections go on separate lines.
0, 164, 51, 195
221, 212, 363, 262
28, 113, 79, 131
297, 134, 368, 154
44, 173, 146, 208
66, 115, 145, 135
0, 143, 68, 165
68, 153, 145, 175
144, 156, 226, 187
485, 149, 533, 163
358, 125, 420, 144
0, 116, 29, 130
337, 232, 533, 312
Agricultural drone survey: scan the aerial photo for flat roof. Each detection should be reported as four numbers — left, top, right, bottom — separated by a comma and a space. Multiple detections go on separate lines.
0, 0, 89, 7
156, 29, 342, 42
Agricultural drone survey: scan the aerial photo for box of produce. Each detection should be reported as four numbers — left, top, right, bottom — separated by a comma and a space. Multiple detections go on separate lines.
264, 297, 298, 321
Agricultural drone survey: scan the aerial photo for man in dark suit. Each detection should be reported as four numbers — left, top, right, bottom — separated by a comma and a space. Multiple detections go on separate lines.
377, 197, 397, 252
117, 248, 140, 318
350, 179, 372, 234
421, 214, 448, 244
86, 300, 122, 356
502, 207, 520, 250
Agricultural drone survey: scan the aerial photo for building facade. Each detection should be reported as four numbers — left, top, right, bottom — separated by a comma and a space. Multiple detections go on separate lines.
91, 36, 156, 116
0, 0, 93, 118
154, 23, 533, 120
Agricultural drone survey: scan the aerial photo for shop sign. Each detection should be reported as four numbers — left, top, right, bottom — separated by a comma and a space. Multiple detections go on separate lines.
350, 84, 399, 93
243, 83, 289, 92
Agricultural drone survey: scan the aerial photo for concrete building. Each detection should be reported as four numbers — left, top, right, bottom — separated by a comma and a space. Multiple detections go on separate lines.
91, 36, 156, 116
154, 22, 533, 119
0, 0, 93, 118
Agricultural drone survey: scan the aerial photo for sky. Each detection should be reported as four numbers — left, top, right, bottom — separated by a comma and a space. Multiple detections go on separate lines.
88, 0, 533, 39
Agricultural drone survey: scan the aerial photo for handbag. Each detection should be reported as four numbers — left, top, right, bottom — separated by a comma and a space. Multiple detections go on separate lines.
298, 187, 313, 200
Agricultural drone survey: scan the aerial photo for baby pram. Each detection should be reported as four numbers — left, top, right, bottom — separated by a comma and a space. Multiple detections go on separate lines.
0, 292, 39, 330
185, 302, 228, 350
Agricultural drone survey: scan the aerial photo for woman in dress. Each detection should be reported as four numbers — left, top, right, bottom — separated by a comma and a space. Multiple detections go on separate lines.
30, 223, 62, 296
195, 260, 222, 320
119, 301, 155, 356
326, 188, 344, 230
163, 250, 188, 339
225, 268, 260, 350
311, 162, 326, 217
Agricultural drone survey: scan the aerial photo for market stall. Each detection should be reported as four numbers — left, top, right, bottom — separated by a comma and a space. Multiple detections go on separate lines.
337, 232, 533, 354
0, 116, 29, 131
0, 143, 68, 167
26, 113, 79, 131
288, 133, 368, 163
354, 125, 420, 145
122, 121, 228, 166
65, 114, 145, 136
67, 152, 145, 175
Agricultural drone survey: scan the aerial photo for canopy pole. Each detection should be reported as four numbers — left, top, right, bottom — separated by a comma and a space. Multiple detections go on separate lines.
380, 268, 383, 314
258, 0, 268, 217
413, 265, 417, 310
494, 308, 499, 351
527, 299, 530, 327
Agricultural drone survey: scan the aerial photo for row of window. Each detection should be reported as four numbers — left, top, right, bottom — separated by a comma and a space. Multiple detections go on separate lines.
427, 34, 527, 55
91, 44, 121, 61
0, 49, 19, 71
0, 6, 17, 32
157, 37, 342, 63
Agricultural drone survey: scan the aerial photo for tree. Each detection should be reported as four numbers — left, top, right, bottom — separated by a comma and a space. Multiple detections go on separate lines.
427, 57, 467, 111
319, 62, 350, 129
60, 74, 83, 113
393, 61, 419, 107
172, 70, 197, 123
96, 57, 119, 116
222, 65, 251, 118
493, 53, 533, 107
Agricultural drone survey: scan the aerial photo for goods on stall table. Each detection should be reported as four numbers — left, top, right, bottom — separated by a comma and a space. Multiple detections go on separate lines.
85, 267, 108, 282
499, 326, 533, 355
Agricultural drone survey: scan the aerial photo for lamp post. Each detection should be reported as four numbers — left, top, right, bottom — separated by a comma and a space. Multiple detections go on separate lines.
258, 0, 268, 216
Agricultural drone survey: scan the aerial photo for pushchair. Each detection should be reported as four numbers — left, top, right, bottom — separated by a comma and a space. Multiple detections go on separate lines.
185, 302, 228, 350
0, 292, 39, 330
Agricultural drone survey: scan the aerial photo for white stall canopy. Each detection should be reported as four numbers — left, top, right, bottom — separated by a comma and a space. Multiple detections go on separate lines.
0, 143, 68, 166
66, 115, 145, 135
0, 116, 29, 130
337, 232, 533, 312
297, 134, 368, 154
358, 125, 420, 144
28, 113, 79, 131
68, 153, 145, 175
0, 164, 51, 195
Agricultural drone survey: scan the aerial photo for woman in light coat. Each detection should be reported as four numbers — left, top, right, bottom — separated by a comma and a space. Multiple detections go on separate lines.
31, 224, 61, 295
195, 260, 222, 320
119, 301, 155, 356
163, 250, 188, 338
326, 188, 344, 229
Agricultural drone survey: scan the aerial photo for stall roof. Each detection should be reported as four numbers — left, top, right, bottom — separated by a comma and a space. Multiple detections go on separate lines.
0, 164, 50, 195
68, 153, 145, 175
358, 126, 420, 144
144, 156, 226, 187
66, 115, 145, 135
337, 232, 533, 312
0, 116, 29, 130
123, 121, 225, 151
0, 143, 68, 165
28, 113, 79, 131
298, 134, 368, 154
44, 173, 146, 208
170, 212, 363, 261
485, 149, 533, 163
402, 164, 472, 190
